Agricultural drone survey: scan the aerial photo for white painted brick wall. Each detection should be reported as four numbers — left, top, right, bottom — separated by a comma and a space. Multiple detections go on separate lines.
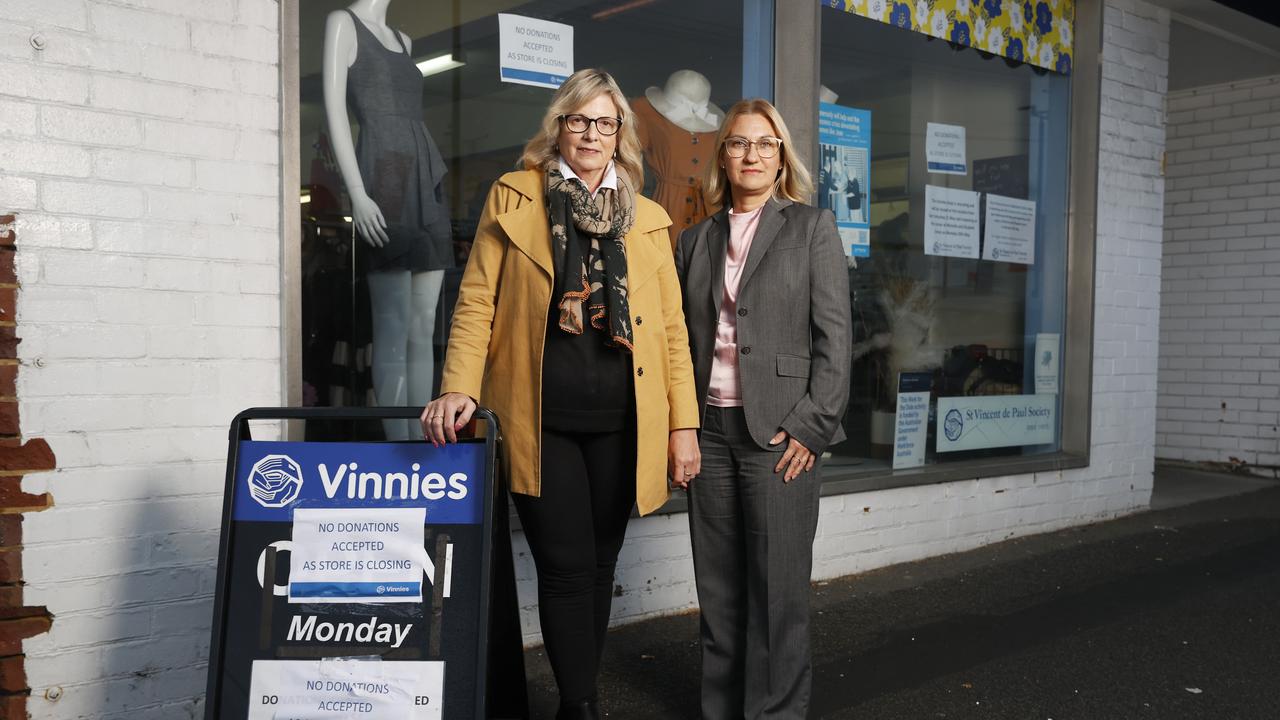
1157, 74, 1280, 470
5, 1, 281, 718
3, 0, 1169, 702
512, 0, 1167, 645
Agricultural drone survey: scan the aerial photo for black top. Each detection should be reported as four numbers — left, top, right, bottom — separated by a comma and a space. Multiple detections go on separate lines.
541, 294, 633, 433
343, 9, 453, 272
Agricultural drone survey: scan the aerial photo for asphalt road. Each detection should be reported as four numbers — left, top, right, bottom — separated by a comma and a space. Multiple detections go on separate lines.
524, 482, 1280, 719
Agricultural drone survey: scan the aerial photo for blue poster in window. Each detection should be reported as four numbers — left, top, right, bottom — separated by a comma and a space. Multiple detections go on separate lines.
818, 103, 871, 258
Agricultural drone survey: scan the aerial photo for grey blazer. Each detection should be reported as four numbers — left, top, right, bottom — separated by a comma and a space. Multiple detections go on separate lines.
675, 197, 853, 454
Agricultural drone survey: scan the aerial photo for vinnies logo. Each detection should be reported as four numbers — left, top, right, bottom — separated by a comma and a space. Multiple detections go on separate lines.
248, 455, 305, 508
943, 409, 964, 442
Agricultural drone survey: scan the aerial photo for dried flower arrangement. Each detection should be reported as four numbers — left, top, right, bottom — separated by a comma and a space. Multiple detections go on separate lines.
850, 273, 941, 409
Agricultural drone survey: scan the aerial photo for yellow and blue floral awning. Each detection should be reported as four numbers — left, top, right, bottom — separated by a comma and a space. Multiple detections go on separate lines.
824, 0, 1075, 74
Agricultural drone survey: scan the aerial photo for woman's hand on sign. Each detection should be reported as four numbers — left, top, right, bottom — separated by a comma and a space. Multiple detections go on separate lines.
421, 392, 476, 445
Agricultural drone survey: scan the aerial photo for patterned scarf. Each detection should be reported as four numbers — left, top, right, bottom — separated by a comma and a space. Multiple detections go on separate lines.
545, 165, 636, 350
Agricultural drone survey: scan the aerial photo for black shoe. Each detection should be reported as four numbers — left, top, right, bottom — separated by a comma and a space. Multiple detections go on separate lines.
555, 698, 599, 720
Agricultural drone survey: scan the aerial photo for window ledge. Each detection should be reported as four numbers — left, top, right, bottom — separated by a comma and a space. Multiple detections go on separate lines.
645, 451, 1091, 517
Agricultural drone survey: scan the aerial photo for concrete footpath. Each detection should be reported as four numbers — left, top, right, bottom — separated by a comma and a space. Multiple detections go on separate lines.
523, 467, 1280, 718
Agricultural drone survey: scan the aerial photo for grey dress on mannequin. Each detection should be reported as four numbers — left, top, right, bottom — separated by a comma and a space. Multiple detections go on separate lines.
344, 8, 452, 272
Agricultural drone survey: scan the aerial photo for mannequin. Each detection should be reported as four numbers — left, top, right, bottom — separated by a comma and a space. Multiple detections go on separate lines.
645, 70, 724, 134
632, 69, 725, 248
323, 0, 453, 440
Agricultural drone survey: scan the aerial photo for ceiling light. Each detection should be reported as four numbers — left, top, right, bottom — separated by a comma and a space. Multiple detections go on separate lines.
416, 53, 464, 77
592, 0, 657, 21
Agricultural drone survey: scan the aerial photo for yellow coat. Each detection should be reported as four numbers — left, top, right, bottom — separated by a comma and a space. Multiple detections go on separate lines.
440, 169, 700, 515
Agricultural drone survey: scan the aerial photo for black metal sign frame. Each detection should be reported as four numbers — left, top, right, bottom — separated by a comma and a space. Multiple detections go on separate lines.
203, 406, 524, 719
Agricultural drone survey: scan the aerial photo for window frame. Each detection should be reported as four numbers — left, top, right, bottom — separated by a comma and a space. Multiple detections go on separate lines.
774, 0, 1101, 497
277, 0, 1104, 495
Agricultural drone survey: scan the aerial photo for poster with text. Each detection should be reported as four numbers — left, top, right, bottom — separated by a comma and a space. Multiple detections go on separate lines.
892, 372, 933, 469
924, 185, 980, 259
936, 395, 1056, 453
247, 659, 444, 719
982, 194, 1037, 265
926, 122, 967, 175
818, 103, 872, 258
498, 14, 573, 89
1035, 333, 1061, 395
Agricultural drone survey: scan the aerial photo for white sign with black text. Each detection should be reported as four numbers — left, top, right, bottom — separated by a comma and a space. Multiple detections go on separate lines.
924, 185, 981, 259
892, 391, 930, 469
982, 193, 1037, 265
926, 122, 967, 175
1035, 333, 1060, 395
936, 394, 1056, 453
247, 658, 443, 719
497, 14, 573, 89
288, 507, 427, 604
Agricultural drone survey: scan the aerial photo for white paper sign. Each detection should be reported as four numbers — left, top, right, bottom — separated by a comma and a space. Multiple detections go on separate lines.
983, 194, 1037, 264
926, 122, 966, 174
924, 185, 980, 259
937, 394, 1056, 453
1035, 333, 1060, 395
247, 659, 443, 719
498, 14, 573, 89
289, 508, 426, 604
892, 390, 930, 469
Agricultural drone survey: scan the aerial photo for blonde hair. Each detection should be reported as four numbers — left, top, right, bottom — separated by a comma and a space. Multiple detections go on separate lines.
519, 68, 644, 187
704, 99, 813, 208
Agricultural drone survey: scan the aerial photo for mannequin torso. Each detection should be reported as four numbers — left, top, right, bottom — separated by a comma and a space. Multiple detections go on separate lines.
633, 70, 725, 246
335, 0, 411, 65
321, 0, 453, 441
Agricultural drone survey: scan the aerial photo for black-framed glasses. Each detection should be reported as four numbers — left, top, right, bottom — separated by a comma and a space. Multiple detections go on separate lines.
559, 114, 622, 136
725, 136, 783, 159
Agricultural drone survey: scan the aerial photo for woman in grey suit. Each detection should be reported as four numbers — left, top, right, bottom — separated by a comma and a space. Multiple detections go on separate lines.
675, 99, 852, 720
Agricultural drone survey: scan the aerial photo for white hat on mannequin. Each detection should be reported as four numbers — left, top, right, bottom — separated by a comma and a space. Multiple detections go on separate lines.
645, 69, 725, 134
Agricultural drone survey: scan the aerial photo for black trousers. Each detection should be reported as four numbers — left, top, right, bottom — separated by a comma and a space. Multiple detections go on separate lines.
512, 426, 636, 705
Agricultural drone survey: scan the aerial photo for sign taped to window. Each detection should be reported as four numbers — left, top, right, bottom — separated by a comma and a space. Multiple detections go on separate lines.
818, 103, 872, 258
498, 14, 574, 89
936, 395, 1056, 452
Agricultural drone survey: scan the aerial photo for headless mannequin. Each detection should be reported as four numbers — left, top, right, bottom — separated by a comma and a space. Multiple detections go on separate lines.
324, 0, 445, 440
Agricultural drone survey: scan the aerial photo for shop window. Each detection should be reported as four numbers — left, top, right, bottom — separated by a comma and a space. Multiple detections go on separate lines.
818, 7, 1072, 475
295, 1, 749, 440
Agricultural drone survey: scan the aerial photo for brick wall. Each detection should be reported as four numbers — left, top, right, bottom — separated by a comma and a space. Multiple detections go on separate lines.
1, 0, 1175, 701
515, 0, 1171, 643
1157, 75, 1280, 472
2, 2, 281, 717
0, 216, 56, 720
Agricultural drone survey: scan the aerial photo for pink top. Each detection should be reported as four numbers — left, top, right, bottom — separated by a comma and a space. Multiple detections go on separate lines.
706, 205, 764, 408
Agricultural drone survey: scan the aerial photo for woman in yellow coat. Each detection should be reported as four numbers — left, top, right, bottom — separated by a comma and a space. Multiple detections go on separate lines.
422, 69, 700, 720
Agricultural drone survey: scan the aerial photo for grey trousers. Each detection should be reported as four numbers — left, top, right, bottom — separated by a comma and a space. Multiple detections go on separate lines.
688, 406, 822, 720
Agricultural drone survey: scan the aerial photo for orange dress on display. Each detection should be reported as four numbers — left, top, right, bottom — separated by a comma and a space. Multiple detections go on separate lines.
632, 97, 721, 250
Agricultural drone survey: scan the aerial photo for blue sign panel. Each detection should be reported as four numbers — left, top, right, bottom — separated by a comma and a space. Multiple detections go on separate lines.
232, 441, 484, 524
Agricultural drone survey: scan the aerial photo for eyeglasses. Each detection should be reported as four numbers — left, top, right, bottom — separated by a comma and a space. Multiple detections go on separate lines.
559, 114, 622, 136
724, 136, 783, 159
